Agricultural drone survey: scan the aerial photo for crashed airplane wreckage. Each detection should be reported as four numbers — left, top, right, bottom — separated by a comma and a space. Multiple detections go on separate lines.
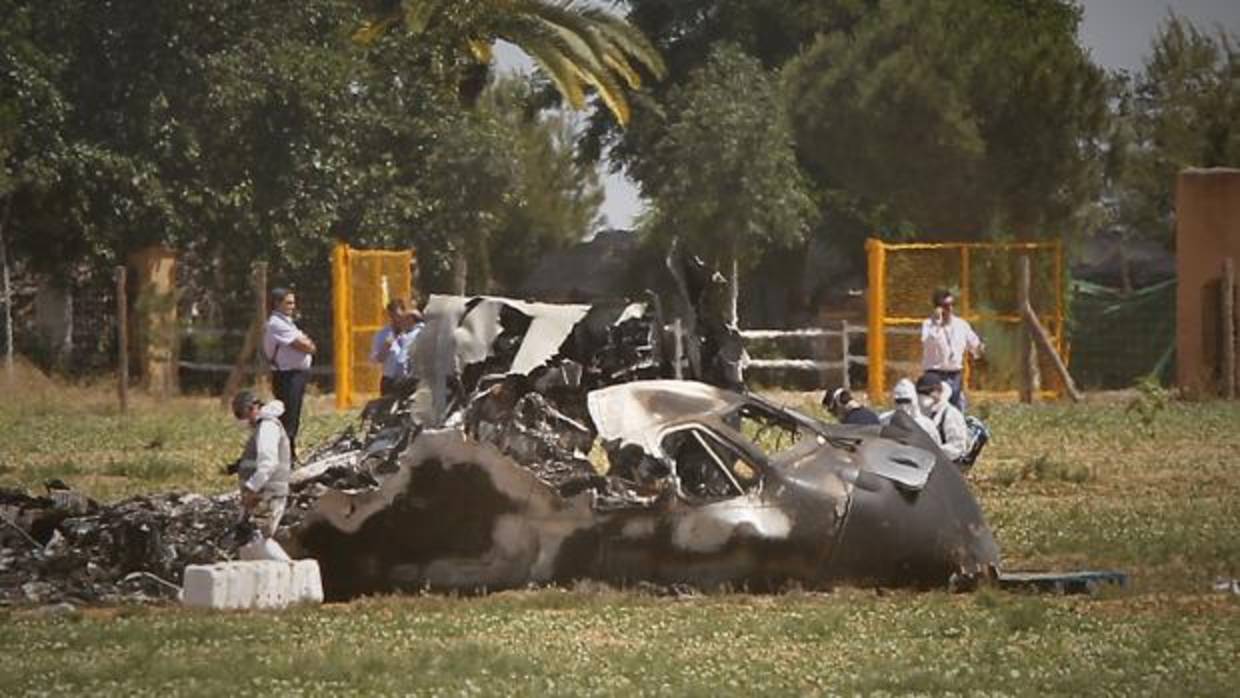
0, 284, 1000, 605
288, 380, 1000, 598
286, 291, 998, 597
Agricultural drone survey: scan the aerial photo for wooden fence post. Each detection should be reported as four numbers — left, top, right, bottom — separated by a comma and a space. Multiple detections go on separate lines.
115, 266, 129, 413
1224, 257, 1235, 399
1019, 256, 1036, 403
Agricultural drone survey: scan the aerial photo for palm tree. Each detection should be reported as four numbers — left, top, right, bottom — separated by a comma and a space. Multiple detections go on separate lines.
356, 0, 665, 125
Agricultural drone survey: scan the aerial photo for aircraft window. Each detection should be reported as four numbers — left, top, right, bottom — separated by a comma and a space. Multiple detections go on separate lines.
731, 404, 805, 456
661, 428, 761, 500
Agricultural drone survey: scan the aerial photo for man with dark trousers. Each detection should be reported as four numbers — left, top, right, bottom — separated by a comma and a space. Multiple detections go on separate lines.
263, 287, 315, 461
921, 288, 984, 412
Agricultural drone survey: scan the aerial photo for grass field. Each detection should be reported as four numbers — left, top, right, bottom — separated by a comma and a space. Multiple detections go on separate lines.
1, 372, 1237, 696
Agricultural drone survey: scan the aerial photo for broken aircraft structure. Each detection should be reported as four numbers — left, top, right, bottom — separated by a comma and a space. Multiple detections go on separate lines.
0, 256, 1001, 604
290, 380, 1000, 599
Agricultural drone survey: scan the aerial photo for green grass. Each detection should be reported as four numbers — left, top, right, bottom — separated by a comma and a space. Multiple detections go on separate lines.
0, 591, 1236, 696
2, 381, 1239, 695
0, 380, 356, 501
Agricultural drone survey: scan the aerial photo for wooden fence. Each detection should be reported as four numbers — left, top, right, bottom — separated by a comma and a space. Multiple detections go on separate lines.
741, 322, 920, 394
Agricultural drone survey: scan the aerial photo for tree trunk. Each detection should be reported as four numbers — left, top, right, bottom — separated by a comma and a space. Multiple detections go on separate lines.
452, 246, 468, 295
1118, 239, 1133, 296
58, 288, 73, 371
0, 196, 12, 381
727, 247, 739, 327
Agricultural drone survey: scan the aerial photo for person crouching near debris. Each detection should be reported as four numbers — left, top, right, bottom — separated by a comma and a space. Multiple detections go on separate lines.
915, 373, 969, 463
880, 377, 938, 439
231, 390, 292, 562
824, 388, 881, 426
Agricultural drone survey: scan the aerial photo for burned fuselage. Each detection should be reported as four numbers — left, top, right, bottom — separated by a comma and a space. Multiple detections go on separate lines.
290, 381, 1000, 599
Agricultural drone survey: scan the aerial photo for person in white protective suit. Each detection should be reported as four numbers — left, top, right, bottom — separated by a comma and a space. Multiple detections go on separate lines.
915, 373, 969, 463
231, 390, 293, 561
879, 377, 938, 440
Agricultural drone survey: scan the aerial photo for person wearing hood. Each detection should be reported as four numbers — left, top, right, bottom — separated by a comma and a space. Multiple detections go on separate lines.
915, 373, 969, 462
231, 390, 293, 562
880, 377, 938, 440
823, 388, 881, 426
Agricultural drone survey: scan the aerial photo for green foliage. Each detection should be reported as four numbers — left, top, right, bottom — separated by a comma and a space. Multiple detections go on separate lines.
1109, 14, 1240, 244
360, 0, 666, 124
637, 44, 815, 307
1, 0, 615, 316
783, 0, 1108, 249
1126, 373, 1171, 438
481, 76, 604, 293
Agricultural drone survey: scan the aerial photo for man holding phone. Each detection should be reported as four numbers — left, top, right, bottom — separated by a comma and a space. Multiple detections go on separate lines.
921, 288, 984, 411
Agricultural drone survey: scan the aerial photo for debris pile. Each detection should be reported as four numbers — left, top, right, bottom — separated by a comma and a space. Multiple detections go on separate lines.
1, 487, 241, 605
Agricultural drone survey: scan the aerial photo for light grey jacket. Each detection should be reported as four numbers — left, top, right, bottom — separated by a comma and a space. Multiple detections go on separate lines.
237, 401, 292, 497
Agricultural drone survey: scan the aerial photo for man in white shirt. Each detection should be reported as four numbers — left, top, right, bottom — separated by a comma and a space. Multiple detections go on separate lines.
263, 287, 316, 461
231, 390, 292, 561
370, 299, 421, 396
921, 288, 983, 411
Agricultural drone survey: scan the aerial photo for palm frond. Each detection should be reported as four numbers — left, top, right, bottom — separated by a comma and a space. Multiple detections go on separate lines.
579, 7, 667, 79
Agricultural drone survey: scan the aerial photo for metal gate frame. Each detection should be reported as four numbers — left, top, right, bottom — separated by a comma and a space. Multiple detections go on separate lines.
331, 242, 415, 409
866, 238, 1065, 400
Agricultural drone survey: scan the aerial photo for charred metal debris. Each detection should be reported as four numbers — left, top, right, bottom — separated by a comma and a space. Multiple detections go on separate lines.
1, 251, 1003, 605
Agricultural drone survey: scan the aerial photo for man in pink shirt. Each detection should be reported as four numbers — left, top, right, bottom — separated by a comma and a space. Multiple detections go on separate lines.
920, 288, 983, 411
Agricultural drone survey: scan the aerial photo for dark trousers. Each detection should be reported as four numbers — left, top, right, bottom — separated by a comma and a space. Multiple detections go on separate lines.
926, 369, 966, 412
272, 369, 308, 460
379, 375, 397, 397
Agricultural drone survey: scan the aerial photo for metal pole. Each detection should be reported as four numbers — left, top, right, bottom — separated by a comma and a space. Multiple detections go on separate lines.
866, 239, 887, 399
115, 266, 129, 413
1223, 257, 1235, 399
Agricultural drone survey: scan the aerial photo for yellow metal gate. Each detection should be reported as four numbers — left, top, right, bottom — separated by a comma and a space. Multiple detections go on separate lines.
866, 238, 1066, 401
331, 242, 415, 409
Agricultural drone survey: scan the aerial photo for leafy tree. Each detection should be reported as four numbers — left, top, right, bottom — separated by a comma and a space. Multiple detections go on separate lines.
783, 0, 1108, 251
482, 75, 603, 293
638, 44, 815, 323
1113, 13, 1240, 245
357, 0, 666, 124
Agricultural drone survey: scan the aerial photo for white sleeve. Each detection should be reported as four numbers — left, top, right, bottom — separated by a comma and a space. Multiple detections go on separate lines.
965, 322, 983, 354
920, 319, 935, 343
267, 317, 300, 348
941, 409, 969, 460
244, 421, 281, 492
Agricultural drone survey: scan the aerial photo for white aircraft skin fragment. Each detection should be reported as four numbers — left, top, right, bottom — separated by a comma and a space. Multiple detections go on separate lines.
671, 500, 792, 554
